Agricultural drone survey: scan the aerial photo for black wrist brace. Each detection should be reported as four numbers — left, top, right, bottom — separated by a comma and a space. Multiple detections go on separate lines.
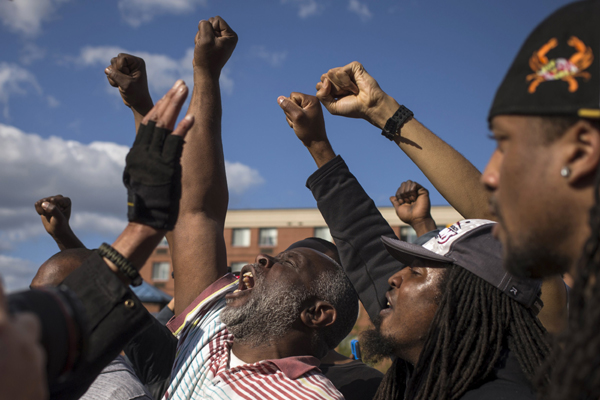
123, 121, 184, 230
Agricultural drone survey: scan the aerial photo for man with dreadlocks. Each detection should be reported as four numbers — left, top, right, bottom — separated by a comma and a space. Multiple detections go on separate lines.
277, 91, 551, 399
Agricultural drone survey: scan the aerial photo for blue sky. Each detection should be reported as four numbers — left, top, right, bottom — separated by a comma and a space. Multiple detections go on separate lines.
0, 0, 573, 291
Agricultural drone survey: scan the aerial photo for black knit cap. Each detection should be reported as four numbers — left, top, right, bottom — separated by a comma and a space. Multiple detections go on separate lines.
489, 0, 600, 121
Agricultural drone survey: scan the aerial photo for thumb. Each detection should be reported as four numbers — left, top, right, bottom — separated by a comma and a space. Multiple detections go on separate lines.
390, 196, 402, 208
105, 67, 129, 88
277, 96, 303, 119
316, 79, 337, 114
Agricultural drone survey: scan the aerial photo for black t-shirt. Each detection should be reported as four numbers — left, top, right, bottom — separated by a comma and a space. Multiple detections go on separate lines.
320, 360, 384, 400
460, 350, 536, 400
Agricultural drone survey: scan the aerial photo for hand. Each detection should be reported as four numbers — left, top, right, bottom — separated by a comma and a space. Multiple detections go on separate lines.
193, 16, 238, 76
277, 92, 336, 168
390, 180, 437, 236
34, 195, 85, 250
278, 93, 328, 147
316, 61, 398, 128
0, 286, 47, 400
123, 80, 194, 230
105, 54, 153, 116
34, 195, 71, 236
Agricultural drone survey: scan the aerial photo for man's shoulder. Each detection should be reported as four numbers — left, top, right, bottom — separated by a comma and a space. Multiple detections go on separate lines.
167, 273, 238, 337
459, 372, 535, 400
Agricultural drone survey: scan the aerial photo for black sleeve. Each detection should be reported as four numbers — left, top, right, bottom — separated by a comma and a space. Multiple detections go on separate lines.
124, 306, 177, 400
50, 251, 154, 400
306, 155, 403, 321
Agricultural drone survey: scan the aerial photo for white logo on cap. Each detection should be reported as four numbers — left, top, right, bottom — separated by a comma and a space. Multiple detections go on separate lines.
422, 219, 496, 257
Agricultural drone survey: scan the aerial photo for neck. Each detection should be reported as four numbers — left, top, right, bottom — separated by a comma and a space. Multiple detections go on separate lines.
395, 343, 423, 366
231, 331, 315, 364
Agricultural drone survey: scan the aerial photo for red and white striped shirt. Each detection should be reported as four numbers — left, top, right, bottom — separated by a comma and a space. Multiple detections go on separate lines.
164, 274, 344, 400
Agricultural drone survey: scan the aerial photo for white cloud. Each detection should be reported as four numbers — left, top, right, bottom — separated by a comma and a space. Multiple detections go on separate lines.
0, 123, 263, 250
0, 63, 42, 119
348, 0, 372, 21
0, 0, 70, 37
225, 161, 265, 195
0, 255, 38, 292
281, 0, 322, 18
47, 95, 60, 108
251, 46, 287, 68
75, 46, 234, 96
118, 0, 208, 27
19, 43, 47, 65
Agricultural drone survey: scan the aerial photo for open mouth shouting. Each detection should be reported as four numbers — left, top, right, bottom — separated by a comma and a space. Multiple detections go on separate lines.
226, 264, 257, 301
380, 291, 394, 318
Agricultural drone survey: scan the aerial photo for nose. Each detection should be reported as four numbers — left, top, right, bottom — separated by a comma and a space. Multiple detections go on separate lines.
481, 149, 501, 192
255, 254, 275, 269
388, 269, 405, 288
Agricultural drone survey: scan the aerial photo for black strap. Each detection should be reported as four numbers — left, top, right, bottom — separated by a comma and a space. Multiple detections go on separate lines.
381, 105, 414, 141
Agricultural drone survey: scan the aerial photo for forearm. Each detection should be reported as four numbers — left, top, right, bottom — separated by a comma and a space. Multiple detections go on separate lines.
132, 105, 152, 135
307, 156, 401, 321
170, 69, 229, 315
371, 95, 494, 220
52, 228, 87, 251
306, 140, 337, 168
410, 217, 438, 237
179, 70, 228, 219
102, 223, 165, 284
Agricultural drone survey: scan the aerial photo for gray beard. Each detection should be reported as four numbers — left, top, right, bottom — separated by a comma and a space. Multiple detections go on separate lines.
220, 271, 307, 348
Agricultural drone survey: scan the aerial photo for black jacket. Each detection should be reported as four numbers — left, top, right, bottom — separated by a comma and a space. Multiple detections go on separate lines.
306, 155, 535, 400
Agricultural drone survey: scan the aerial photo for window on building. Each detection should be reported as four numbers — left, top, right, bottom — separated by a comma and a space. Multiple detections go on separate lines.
314, 226, 333, 242
232, 228, 251, 247
158, 237, 168, 247
399, 226, 418, 244
230, 262, 247, 274
259, 228, 278, 247
152, 262, 171, 281
155, 248, 168, 255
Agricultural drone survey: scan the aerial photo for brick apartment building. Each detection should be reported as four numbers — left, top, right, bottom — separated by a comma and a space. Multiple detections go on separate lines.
139, 205, 461, 294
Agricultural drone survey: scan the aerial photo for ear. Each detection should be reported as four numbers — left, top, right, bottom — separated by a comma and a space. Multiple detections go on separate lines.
561, 120, 600, 185
300, 300, 337, 329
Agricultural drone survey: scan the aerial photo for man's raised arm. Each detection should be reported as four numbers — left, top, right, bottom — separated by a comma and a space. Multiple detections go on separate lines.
316, 61, 493, 220
170, 16, 237, 315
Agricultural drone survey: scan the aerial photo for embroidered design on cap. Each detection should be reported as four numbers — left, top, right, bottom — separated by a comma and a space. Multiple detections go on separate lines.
526, 36, 593, 93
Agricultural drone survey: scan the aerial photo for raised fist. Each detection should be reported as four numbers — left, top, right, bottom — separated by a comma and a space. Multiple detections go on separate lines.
277, 93, 328, 148
390, 180, 436, 235
316, 61, 392, 128
105, 53, 153, 116
193, 16, 238, 76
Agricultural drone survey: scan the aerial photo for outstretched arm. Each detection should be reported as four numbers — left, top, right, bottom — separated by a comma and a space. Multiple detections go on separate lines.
316, 61, 493, 220
278, 92, 402, 321
169, 16, 237, 315
34, 195, 86, 251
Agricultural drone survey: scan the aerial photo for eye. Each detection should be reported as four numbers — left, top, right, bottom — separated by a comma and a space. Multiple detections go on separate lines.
409, 267, 421, 276
488, 133, 508, 153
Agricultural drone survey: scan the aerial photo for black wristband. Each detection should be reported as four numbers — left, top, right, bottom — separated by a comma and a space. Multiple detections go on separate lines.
381, 105, 414, 141
98, 243, 142, 286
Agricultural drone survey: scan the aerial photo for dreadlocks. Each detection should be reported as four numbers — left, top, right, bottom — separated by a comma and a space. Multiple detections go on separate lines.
538, 164, 600, 400
373, 265, 550, 400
